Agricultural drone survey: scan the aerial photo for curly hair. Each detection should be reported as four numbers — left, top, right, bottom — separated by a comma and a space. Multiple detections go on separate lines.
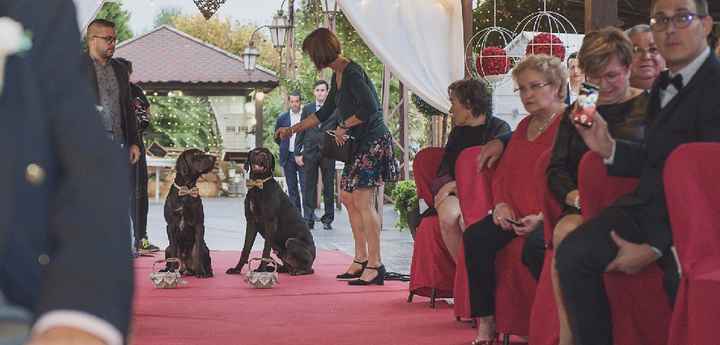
447, 79, 493, 118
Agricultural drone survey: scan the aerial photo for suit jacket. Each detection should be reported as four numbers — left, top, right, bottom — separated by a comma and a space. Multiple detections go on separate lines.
295, 103, 340, 161
608, 53, 720, 253
0, 0, 133, 337
274, 111, 292, 166
85, 54, 139, 148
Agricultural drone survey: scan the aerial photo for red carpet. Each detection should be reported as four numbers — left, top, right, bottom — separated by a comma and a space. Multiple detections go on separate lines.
131, 250, 478, 345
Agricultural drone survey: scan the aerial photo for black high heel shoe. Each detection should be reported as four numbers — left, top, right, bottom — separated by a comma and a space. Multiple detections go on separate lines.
336, 260, 368, 280
348, 265, 386, 286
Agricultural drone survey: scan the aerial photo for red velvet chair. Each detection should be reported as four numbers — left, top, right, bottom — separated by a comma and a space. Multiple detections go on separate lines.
529, 150, 563, 345
454, 146, 493, 322
408, 147, 455, 307
578, 152, 671, 345
665, 143, 720, 345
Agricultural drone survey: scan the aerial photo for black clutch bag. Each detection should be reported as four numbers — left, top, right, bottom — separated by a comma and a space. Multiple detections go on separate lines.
321, 130, 357, 163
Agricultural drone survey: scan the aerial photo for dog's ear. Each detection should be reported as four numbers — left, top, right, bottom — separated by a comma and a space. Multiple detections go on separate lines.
269, 152, 275, 171
244, 150, 253, 173
176, 152, 190, 178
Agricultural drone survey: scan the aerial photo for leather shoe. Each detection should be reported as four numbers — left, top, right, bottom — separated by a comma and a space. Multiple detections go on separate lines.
323, 222, 332, 230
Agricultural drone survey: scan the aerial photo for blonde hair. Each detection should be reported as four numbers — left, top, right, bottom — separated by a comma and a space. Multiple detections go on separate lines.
512, 54, 568, 100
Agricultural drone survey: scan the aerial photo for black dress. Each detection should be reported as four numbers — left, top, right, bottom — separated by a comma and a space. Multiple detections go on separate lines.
547, 92, 649, 215
431, 117, 511, 196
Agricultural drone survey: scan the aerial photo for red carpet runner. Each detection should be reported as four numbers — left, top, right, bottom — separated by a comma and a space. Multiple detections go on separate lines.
131, 250, 477, 345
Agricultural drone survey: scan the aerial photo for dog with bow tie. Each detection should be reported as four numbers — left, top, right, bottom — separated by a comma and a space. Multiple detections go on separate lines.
163, 149, 217, 277
226, 147, 316, 276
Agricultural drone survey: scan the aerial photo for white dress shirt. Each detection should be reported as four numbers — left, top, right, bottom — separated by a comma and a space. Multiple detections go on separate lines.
289, 109, 302, 153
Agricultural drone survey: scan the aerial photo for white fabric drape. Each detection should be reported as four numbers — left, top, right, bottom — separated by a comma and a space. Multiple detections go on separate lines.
341, 0, 464, 113
73, 0, 112, 33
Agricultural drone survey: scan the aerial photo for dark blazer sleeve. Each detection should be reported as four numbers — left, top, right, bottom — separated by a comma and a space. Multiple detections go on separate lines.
607, 140, 647, 177
114, 61, 139, 148
295, 104, 313, 155
547, 112, 579, 204
26, 0, 133, 336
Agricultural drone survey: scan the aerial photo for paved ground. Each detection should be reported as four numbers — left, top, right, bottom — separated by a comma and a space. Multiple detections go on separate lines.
145, 198, 414, 274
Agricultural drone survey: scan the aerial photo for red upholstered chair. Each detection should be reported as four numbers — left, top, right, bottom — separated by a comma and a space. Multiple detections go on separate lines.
529, 150, 563, 345
454, 146, 493, 322
665, 143, 720, 345
408, 147, 455, 307
578, 152, 671, 345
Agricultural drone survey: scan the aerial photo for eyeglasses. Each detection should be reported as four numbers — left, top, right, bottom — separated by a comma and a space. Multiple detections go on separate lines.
650, 12, 705, 32
585, 70, 625, 85
92, 35, 117, 44
633, 45, 660, 57
513, 82, 552, 94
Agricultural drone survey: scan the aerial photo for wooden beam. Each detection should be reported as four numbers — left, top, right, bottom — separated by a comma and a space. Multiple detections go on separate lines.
462, 0, 473, 78
585, 0, 619, 32
398, 82, 410, 180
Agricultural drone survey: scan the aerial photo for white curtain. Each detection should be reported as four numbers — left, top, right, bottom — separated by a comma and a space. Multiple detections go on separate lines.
340, 0, 464, 113
73, 0, 112, 33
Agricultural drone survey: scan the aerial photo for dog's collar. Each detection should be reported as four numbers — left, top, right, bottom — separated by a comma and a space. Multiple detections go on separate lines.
246, 177, 273, 190
173, 182, 200, 198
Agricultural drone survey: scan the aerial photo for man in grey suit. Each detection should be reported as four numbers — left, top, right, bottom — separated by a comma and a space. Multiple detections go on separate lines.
0, 0, 133, 344
556, 0, 719, 344
295, 81, 336, 230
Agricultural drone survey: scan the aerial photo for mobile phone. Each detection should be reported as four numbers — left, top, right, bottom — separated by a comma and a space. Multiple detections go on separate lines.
572, 82, 600, 128
506, 218, 523, 226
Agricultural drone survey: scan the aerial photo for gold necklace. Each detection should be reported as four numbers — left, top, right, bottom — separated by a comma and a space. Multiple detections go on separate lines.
534, 111, 558, 134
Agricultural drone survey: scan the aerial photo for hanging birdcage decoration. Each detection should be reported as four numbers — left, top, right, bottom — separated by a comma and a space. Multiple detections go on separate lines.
466, 0, 519, 89
512, 0, 579, 63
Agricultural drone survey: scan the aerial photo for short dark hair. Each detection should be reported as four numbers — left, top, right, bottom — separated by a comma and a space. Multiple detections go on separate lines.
88, 18, 116, 30
567, 52, 578, 67
289, 91, 302, 101
313, 80, 329, 89
116, 57, 133, 74
652, 0, 708, 16
302, 28, 342, 70
447, 79, 493, 118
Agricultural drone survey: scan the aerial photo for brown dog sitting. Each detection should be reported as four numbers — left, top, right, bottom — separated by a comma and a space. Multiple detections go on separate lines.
226, 148, 316, 276
163, 149, 216, 278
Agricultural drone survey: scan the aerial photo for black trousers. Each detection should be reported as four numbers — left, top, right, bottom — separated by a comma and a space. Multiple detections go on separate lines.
521, 223, 545, 281
302, 156, 335, 225
130, 146, 149, 243
463, 215, 517, 317
555, 206, 678, 345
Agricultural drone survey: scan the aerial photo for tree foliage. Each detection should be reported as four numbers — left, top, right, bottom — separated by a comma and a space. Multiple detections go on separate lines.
145, 96, 222, 151
154, 7, 182, 28
95, 0, 133, 43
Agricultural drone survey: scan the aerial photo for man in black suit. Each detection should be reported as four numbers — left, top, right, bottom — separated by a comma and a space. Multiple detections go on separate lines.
295, 80, 336, 230
556, 0, 719, 344
274, 92, 305, 213
0, 1, 133, 344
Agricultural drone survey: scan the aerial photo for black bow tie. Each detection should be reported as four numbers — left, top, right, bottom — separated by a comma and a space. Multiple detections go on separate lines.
657, 71, 683, 91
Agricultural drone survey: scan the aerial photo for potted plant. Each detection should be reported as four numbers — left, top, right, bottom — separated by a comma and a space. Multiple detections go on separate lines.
391, 180, 420, 239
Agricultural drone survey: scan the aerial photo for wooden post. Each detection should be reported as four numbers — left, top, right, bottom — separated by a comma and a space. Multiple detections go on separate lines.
287, 0, 296, 80
382, 65, 392, 123
585, 0, 619, 32
255, 92, 264, 148
398, 82, 410, 180
462, 0, 474, 78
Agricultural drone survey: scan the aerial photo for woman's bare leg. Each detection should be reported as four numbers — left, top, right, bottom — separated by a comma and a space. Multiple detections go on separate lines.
437, 195, 463, 262
341, 190, 367, 273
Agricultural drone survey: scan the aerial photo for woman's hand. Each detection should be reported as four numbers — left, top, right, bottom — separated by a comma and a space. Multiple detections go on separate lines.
492, 203, 517, 231
434, 181, 457, 207
513, 213, 543, 236
334, 126, 348, 146
275, 127, 293, 140
565, 190, 580, 208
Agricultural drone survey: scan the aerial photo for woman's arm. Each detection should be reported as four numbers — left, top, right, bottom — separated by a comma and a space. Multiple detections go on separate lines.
547, 113, 580, 207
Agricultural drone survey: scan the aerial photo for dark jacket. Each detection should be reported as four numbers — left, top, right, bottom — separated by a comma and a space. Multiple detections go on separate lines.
274, 111, 293, 166
0, 0, 134, 337
547, 93, 649, 214
608, 53, 720, 253
85, 54, 139, 148
295, 102, 339, 161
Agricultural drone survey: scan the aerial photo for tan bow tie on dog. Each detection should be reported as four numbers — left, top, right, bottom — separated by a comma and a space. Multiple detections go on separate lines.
174, 183, 200, 198
246, 177, 273, 190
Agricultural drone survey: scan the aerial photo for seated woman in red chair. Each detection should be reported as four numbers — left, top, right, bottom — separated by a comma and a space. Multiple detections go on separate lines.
546, 27, 649, 345
432, 79, 510, 263
464, 54, 568, 345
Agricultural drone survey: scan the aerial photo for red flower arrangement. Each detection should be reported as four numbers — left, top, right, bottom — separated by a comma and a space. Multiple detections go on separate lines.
476, 46, 510, 76
525, 33, 566, 61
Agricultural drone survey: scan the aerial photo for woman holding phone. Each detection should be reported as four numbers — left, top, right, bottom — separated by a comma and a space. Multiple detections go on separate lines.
276, 28, 398, 286
463, 54, 567, 344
